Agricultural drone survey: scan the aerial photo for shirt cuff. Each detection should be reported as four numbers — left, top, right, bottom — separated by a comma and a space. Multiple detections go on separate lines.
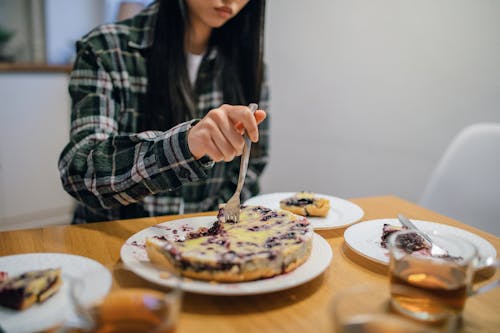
186, 119, 215, 170
198, 155, 215, 169
157, 119, 215, 185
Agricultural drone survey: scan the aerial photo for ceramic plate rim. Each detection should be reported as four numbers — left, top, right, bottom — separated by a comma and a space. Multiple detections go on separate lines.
343, 219, 497, 266
244, 192, 364, 230
120, 216, 332, 295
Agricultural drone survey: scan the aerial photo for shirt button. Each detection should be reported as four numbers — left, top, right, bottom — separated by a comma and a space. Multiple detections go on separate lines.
179, 167, 191, 178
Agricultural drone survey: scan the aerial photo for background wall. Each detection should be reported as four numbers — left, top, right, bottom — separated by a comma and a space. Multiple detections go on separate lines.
1, 0, 500, 230
0, 74, 73, 230
261, 0, 500, 201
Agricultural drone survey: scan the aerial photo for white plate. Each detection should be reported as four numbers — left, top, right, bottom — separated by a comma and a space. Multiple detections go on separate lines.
0, 253, 111, 333
344, 219, 497, 266
244, 192, 364, 230
120, 216, 332, 295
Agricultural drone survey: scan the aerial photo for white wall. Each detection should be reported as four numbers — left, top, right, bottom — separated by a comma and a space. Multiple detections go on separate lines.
0, 74, 74, 230
1, 0, 499, 230
261, 0, 500, 201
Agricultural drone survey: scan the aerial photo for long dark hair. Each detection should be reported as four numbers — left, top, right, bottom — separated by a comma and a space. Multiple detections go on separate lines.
143, 0, 266, 131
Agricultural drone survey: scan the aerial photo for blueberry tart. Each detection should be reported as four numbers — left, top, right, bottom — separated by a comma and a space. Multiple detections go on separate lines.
0, 268, 62, 310
279, 192, 330, 217
146, 205, 313, 282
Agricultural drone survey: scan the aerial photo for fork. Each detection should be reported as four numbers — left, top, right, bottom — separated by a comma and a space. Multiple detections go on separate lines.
223, 103, 258, 223
397, 214, 448, 256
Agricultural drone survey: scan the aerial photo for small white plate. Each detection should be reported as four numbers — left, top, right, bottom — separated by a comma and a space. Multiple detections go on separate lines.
120, 216, 332, 295
344, 219, 497, 266
244, 192, 364, 230
0, 253, 111, 333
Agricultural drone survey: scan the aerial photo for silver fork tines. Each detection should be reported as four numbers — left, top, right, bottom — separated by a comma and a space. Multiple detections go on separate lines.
223, 103, 258, 223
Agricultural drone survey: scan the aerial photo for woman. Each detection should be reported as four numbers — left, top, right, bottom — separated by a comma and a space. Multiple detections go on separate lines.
58, 0, 269, 223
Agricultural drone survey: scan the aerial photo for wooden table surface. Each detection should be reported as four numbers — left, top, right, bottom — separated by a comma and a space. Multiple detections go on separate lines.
0, 196, 498, 333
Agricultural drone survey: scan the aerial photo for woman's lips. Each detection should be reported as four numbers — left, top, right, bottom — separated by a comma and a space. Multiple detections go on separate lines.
215, 6, 233, 19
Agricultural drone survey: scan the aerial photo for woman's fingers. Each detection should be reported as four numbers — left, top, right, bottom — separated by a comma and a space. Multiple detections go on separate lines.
254, 109, 267, 124
208, 108, 245, 157
208, 120, 243, 161
187, 104, 267, 162
235, 109, 267, 136
204, 139, 224, 162
224, 105, 259, 142
187, 123, 221, 161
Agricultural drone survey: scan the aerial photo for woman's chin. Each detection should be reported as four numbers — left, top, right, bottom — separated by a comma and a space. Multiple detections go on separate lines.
206, 15, 232, 28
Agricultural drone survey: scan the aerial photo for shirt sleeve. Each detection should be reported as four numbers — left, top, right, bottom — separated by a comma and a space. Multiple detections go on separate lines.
58, 42, 211, 210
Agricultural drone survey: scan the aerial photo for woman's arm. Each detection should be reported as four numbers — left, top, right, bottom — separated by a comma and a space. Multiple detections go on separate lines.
58, 43, 211, 209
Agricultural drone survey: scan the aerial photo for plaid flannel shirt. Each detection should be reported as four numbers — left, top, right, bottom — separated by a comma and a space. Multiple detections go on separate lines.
58, 3, 269, 223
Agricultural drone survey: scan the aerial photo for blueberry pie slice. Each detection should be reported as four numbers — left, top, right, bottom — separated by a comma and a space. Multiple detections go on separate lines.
146, 205, 313, 282
0, 268, 62, 310
380, 224, 408, 249
279, 192, 330, 217
380, 224, 431, 254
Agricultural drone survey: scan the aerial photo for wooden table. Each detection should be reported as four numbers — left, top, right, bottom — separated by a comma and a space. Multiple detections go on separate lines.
1, 196, 498, 332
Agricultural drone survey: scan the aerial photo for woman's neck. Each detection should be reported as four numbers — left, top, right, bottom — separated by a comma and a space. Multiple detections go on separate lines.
186, 19, 212, 55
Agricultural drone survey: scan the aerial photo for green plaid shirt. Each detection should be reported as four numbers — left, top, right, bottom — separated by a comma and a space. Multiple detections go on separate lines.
58, 3, 269, 223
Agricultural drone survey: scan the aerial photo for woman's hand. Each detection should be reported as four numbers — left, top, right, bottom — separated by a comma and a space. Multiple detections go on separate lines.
187, 104, 267, 162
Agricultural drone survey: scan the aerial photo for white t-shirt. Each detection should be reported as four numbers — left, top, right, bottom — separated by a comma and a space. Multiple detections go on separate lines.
187, 52, 204, 86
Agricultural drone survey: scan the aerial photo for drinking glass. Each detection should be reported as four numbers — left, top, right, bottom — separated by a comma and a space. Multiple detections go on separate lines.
388, 230, 499, 323
60, 263, 182, 333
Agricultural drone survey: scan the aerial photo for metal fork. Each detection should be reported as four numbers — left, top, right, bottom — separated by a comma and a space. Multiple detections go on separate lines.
223, 103, 258, 223
397, 214, 448, 256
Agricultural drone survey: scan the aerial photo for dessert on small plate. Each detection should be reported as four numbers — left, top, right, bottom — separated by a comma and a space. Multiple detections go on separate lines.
0, 253, 111, 333
245, 192, 364, 230
344, 219, 497, 267
279, 192, 330, 217
0, 268, 62, 310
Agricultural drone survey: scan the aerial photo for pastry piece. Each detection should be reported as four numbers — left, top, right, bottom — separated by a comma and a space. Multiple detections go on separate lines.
393, 231, 430, 253
381, 224, 429, 253
380, 224, 461, 260
0, 268, 62, 310
279, 192, 330, 217
146, 205, 313, 282
380, 224, 408, 248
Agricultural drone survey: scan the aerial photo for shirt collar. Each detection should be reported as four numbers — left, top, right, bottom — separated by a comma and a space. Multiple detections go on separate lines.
127, 2, 159, 49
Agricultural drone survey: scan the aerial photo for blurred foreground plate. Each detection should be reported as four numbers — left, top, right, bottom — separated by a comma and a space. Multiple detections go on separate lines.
0, 253, 111, 333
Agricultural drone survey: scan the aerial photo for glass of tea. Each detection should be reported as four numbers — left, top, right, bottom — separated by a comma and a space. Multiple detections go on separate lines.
64, 263, 182, 333
388, 230, 499, 323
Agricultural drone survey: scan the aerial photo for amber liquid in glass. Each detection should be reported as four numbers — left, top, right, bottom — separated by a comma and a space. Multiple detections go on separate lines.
390, 259, 467, 318
78, 288, 177, 333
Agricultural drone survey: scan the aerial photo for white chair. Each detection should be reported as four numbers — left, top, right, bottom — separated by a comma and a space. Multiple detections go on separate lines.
419, 123, 500, 236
